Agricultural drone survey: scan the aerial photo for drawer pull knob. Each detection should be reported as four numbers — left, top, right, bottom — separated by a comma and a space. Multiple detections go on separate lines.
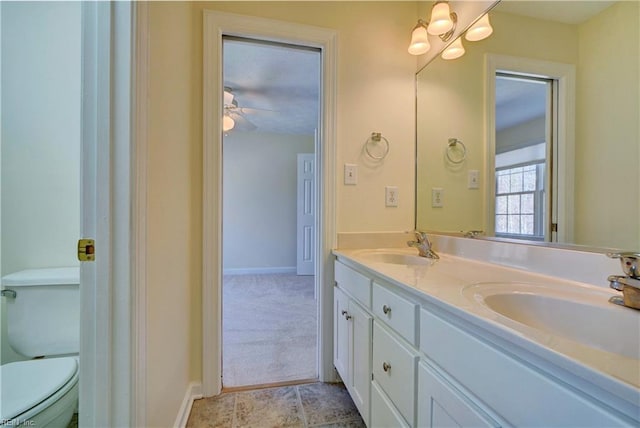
341, 310, 352, 320
382, 304, 391, 315
382, 362, 391, 372
341, 310, 347, 316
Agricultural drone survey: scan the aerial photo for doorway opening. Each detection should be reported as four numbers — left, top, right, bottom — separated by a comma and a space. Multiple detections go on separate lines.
221, 36, 321, 389
494, 73, 556, 242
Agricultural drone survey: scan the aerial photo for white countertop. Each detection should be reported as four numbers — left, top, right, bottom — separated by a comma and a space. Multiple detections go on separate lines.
333, 247, 640, 415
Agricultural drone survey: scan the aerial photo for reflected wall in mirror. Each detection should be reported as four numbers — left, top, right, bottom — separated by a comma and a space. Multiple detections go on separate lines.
416, 0, 639, 251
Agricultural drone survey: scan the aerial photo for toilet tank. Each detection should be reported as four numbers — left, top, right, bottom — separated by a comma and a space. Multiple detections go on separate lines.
2, 267, 79, 357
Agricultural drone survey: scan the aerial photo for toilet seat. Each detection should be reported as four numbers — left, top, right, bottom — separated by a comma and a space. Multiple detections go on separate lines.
0, 357, 78, 423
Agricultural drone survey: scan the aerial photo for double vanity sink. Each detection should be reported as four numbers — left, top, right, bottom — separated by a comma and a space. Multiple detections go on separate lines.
334, 245, 640, 427
355, 247, 639, 361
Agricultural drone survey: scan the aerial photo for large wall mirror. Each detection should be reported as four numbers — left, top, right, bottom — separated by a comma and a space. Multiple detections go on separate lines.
416, 0, 639, 251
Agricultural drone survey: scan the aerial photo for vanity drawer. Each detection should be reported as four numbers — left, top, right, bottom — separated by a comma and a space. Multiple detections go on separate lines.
335, 261, 371, 308
373, 321, 418, 426
372, 281, 418, 344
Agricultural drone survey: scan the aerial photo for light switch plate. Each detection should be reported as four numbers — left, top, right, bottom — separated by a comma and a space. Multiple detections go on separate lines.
344, 164, 357, 185
468, 170, 480, 189
432, 188, 443, 207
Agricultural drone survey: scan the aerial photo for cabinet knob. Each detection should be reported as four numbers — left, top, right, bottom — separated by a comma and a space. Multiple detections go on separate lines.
345, 314, 352, 320
382, 361, 391, 372
382, 304, 391, 315
341, 310, 347, 316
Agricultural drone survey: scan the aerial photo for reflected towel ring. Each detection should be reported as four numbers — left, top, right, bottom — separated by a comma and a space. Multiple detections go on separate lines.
365, 132, 390, 160
446, 138, 466, 164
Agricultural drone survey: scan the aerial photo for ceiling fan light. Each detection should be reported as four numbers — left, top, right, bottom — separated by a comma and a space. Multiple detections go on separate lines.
465, 13, 493, 42
428, 2, 453, 35
223, 114, 235, 132
441, 37, 465, 60
408, 23, 430, 55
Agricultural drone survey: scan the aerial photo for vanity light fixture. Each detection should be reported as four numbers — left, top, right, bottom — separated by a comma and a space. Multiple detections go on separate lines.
427, 1, 454, 35
441, 37, 465, 60
465, 13, 493, 42
407, 1, 457, 55
408, 20, 431, 55
408, 4, 493, 59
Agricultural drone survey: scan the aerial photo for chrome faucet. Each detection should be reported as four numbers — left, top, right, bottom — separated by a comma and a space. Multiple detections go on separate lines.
407, 231, 439, 259
607, 252, 640, 310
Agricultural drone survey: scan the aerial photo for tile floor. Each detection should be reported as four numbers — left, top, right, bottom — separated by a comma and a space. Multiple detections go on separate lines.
187, 382, 365, 428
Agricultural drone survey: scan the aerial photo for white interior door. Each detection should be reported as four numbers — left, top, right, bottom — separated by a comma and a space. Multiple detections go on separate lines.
296, 153, 315, 276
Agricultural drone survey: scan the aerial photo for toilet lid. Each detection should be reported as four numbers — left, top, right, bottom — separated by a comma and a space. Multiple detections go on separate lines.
0, 357, 77, 421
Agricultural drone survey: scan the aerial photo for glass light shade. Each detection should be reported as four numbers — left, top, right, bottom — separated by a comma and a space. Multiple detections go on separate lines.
465, 14, 493, 42
441, 37, 465, 60
223, 114, 235, 132
408, 25, 430, 55
224, 90, 234, 106
428, 2, 453, 35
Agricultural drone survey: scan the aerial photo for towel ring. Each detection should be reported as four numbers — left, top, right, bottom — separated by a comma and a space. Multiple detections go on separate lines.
365, 132, 390, 160
446, 138, 466, 164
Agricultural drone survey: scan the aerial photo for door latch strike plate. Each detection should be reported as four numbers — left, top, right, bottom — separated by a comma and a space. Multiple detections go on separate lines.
78, 239, 95, 262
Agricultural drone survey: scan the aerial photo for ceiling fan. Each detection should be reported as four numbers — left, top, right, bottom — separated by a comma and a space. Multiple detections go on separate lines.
223, 87, 274, 132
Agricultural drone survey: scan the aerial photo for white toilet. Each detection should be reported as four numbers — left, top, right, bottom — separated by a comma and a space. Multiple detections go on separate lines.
1, 267, 80, 427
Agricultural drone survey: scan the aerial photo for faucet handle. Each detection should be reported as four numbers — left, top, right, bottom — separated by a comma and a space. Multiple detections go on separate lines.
607, 252, 640, 278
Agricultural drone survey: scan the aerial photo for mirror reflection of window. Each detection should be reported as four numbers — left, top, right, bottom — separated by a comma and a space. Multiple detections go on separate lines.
494, 74, 553, 241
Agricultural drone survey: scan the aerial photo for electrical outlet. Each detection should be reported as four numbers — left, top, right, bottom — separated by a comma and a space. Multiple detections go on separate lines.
385, 186, 398, 207
432, 188, 443, 207
468, 170, 480, 189
344, 164, 357, 185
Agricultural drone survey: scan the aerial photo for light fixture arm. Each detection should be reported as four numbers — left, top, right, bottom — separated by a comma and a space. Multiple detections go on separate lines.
438, 12, 457, 42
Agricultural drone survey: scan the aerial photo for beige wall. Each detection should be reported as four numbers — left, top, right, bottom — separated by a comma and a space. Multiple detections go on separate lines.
574, 1, 639, 249
146, 2, 418, 425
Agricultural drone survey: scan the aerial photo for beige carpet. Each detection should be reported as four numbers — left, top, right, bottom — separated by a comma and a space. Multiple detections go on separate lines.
222, 273, 318, 387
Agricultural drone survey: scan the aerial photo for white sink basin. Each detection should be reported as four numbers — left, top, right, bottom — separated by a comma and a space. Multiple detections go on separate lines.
354, 249, 436, 266
463, 283, 640, 359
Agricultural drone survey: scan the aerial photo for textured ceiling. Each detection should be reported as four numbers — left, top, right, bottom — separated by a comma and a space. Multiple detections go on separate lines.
495, 76, 547, 132
223, 37, 320, 136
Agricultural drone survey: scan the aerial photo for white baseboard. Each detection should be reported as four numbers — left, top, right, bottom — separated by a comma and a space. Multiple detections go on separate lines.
173, 381, 203, 428
222, 266, 296, 275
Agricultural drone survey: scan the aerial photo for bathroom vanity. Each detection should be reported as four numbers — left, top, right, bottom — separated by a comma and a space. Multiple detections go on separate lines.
332, 237, 640, 427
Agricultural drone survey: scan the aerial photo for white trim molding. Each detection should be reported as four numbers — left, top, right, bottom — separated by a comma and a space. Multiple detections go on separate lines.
173, 382, 204, 428
80, 1, 137, 425
132, 1, 149, 426
202, 11, 337, 396
484, 54, 576, 243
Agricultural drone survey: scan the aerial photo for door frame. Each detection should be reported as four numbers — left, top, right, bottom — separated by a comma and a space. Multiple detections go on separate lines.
202, 11, 337, 396
484, 54, 575, 243
80, 1, 143, 425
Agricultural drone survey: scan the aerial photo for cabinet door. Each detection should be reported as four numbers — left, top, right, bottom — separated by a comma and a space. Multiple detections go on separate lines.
349, 299, 372, 426
334, 286, 350, 382
371, 380, 410, 428
418, 362, 500, 428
